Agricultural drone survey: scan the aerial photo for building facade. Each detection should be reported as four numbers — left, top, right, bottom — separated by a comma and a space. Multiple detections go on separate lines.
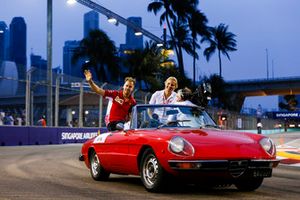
9, 17, 27, 79
126, 17, 143, 50
84, 11, 99, 38
30, 54, 47, 82
63, 40, 85, 82
0, 21, 9, 61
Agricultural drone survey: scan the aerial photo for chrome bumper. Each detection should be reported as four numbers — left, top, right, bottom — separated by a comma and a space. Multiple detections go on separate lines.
168, 159, 280, 177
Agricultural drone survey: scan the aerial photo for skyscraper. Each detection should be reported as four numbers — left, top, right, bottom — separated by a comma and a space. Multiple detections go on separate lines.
84, 11, 99, 38
0, 21, 9, 61
63, 40, 85, 82
9, 17, 27, 80
30, 53, 47, 94
63, 11, 99, 84
118, 16, 143, 78
126, 17, 143, 50
30, 54, 47, 82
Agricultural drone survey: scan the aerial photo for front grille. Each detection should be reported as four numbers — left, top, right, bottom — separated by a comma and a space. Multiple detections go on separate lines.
229, 160, 248, 177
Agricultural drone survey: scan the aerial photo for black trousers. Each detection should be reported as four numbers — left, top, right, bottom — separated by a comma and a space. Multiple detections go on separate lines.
107, 121, 125, 131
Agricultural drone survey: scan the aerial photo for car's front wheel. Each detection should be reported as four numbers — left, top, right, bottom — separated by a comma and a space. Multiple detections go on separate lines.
140, 149, 167, 192
89, 150, 110, 181
234, 177, 264, 191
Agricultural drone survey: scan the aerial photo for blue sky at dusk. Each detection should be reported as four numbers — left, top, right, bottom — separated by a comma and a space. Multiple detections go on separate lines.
1, 0, 299, 110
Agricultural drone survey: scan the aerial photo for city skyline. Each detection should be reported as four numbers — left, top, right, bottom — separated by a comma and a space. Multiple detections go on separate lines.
0, 0, 300, 110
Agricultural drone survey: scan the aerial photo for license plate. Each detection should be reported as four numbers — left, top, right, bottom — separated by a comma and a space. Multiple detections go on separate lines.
253, 169, 272, 177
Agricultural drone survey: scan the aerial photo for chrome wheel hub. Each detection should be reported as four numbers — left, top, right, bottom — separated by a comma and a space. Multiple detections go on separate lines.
143, 156, 159, 186
91, 154, 100, 176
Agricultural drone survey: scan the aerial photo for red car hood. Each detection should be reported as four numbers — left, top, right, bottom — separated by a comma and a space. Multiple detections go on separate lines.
150, 128, 271, 160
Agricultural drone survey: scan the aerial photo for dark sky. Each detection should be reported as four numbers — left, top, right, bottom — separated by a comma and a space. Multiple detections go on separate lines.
1, 0, 299, 110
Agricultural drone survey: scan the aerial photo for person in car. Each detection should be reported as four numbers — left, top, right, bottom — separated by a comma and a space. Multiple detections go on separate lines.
174, 87, 197, 106
84, 70, 136, 131
149, 76, 178, 104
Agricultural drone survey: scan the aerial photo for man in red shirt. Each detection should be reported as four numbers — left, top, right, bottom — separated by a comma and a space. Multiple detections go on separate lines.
84, 70, 136, 131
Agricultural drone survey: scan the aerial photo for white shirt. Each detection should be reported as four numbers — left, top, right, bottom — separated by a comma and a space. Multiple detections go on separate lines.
0, 112, 4, 125
173, 100, 197, 106
149, 90, 177, 104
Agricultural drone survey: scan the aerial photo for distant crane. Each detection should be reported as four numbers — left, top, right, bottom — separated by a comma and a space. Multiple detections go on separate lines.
74, 0, 164, 44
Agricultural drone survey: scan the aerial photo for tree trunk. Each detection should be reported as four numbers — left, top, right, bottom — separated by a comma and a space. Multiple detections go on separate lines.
218, 50, 222, 77
192, 38, 196, 87
166, 16, 180, 70
178, 46, 185, 75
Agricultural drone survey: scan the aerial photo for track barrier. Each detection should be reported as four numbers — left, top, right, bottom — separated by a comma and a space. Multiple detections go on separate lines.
0, 126, 108, 146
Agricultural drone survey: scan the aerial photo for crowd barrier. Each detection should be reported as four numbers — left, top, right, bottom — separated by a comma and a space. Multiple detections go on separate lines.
0, 126, 108, 146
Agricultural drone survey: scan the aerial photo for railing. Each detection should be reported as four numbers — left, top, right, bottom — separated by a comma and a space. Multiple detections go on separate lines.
0, 69, 281, 130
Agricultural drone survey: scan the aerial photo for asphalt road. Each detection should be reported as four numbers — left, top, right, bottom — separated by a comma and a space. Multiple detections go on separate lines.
0, 144, 299, 200
267, 132, 300, 146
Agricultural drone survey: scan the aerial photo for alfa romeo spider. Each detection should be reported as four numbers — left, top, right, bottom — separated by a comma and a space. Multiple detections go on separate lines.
79, 104, 279, 192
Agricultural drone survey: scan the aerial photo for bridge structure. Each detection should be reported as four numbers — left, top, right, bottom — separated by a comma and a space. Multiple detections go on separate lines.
225, 76, 300, 111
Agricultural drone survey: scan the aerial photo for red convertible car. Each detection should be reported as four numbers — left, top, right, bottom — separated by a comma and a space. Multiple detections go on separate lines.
79, 104, 279, 192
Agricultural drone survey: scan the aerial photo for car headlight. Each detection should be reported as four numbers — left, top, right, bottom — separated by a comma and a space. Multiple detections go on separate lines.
168, 136, 195, 156
259, 137, 276, 156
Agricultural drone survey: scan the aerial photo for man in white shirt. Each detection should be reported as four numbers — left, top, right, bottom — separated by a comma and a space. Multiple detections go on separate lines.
149, 76, 178, 105
148, 77, 178, 120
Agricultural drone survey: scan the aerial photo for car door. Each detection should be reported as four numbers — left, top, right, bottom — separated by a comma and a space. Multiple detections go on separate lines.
93, 130, 130, 173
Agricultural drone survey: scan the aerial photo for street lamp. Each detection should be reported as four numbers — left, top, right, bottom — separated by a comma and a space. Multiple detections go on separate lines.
66, 0, 76, 5
134, 31, 142, 36
47, 0, 53, 126
69, 0, 163, 45
107, 17, 118, 25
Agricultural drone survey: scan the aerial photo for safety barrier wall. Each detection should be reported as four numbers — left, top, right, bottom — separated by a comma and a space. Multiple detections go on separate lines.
0, 126, 108, 146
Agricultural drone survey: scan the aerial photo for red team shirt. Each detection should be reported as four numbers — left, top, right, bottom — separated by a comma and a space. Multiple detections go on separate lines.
104, 90, 136, 123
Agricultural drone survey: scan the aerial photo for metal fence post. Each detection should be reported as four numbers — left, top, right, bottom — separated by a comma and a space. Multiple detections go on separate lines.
25, 67, 35, 126
54, 75, 61, 127
30, 90, 34, 125
99, 82, 107, 127
46, 0, 53, 127
79, 79, 84, 127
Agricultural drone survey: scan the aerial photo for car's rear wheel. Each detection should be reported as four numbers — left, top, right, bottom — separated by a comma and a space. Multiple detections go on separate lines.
140, 149, 167, 192
234, 177, 264, 191
89, 150, 110, 181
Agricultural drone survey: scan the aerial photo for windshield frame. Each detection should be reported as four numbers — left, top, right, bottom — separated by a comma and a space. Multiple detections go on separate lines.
129, 104, 217, 130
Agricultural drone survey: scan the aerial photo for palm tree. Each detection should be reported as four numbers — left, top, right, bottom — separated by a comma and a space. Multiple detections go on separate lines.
202, 23, 237, 77
148, 0, 205, 81
72, 29, 119, 82
169, 21, 194, 75
123, 41, 162, 90
147, 0, 179, 65
188, 8, 209, 87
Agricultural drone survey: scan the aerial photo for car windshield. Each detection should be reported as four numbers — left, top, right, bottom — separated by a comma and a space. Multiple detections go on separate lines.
130, 104, 217, 129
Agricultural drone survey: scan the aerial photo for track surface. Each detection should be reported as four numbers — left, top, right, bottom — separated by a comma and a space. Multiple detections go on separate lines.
0, 144, 299, 200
